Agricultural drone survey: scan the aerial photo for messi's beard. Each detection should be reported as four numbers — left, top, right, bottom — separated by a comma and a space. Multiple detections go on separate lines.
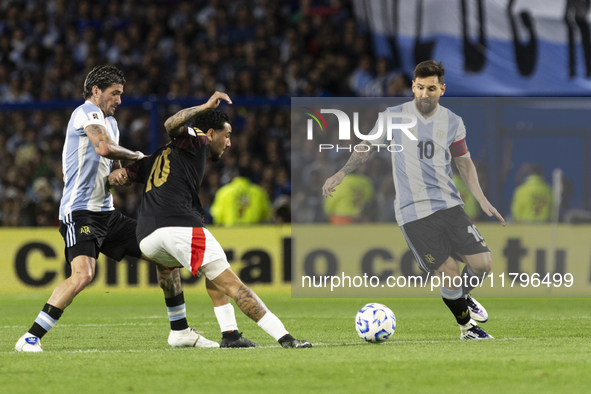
415, 97, 438, 116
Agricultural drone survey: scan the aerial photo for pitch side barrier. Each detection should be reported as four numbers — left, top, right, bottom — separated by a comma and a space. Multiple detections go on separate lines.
291, 224, 591, 298
3, 225, 591, 297
0, 226, 291, 293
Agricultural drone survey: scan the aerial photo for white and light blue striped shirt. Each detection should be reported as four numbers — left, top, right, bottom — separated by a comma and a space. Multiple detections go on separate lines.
59, 101, 120, 221
371, 100, 468, 226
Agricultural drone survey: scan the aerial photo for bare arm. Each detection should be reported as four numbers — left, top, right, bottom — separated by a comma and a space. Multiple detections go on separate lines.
454, 156, 505, 225
85, 124, 142, 161
454, 156, 485, 201
321, 140, 377, 197
164, 91, 232, 137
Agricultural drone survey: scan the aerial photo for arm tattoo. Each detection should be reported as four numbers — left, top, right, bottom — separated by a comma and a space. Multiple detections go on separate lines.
233, 284, 268, 322
86, 124, 140, 160
86, 124, 107, 148
340, 140, 375, 175
165, 106, 208, 135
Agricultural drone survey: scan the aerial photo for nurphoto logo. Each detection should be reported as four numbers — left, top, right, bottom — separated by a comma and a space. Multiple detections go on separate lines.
303, 107, 418, 152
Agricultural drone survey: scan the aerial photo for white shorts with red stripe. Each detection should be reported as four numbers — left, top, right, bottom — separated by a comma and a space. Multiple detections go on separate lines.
139, 227, 230, 280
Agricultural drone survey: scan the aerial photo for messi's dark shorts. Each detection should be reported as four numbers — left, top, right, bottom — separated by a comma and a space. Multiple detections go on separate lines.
59, 210, 142, 264
400, 205, 491, 273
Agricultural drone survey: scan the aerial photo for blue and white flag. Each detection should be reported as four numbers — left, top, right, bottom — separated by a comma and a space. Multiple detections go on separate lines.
353, 0, 591, 95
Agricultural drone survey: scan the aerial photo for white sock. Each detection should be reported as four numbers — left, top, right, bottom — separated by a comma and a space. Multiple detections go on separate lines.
214, 303, 239, 333
256, 311, 288, 341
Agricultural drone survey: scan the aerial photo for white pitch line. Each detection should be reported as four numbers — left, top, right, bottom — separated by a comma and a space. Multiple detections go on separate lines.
311, 337, 527, 346
488, 316, 591, 322
3, 323, 159, 329
0, 338, 528, 355
3, 320, 220, 329
58, 323, 158, 327
1, 345, 284, 354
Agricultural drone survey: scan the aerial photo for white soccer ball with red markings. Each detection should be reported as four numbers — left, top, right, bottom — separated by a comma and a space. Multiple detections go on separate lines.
355, 303, 396, 343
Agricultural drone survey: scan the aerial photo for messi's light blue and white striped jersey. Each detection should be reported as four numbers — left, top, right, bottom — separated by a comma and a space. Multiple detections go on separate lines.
370, 100, 469, 226
59, 101, 120, 220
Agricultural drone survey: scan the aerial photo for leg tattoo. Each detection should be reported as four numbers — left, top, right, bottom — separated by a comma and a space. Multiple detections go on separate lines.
233, 284, 267, 322
157, 266, 183, 298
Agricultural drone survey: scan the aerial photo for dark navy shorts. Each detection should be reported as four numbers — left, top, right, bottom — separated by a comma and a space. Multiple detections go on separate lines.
59, 210, 142, 263
400, 206, 491, 273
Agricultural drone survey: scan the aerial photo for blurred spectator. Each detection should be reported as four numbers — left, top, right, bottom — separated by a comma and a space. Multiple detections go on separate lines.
375, 183, 395, 223
348, 55, 373, 96
273, 195, 291, 224
210, 166, 271, 226
274, 167, 291, 200
511, 164, 553, 223
292, 169, 326, 223
453, 173, 481, 222
364, 57, 396, 97
2, 166, 27, 226
31, 177, 58, 226
323, 172, 374, 225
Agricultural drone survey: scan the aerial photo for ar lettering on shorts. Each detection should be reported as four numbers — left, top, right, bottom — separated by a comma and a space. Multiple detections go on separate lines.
80, 226, 91, 235
424, 254, 435, 264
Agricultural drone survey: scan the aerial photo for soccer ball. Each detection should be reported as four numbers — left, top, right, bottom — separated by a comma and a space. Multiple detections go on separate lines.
355, 303, 396, 343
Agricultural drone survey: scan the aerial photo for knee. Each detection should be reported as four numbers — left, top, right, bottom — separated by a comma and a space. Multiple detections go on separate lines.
482, 254, 493, 273
470, 254, 492, 275
71, 271, 94, 293
209, 293, 231, 307
219, 279, 244, 298
211, 268, 244, 297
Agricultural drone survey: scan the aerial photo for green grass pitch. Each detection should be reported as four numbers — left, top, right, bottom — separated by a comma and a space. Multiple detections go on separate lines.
1, 289, 590, 394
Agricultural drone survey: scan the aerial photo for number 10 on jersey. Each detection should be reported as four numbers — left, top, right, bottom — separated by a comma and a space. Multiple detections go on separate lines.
146, 148, 172, 192
417, 141, 434, 159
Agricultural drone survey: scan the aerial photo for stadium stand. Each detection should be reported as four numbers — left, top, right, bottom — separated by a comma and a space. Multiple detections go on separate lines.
1, 0, 410, 226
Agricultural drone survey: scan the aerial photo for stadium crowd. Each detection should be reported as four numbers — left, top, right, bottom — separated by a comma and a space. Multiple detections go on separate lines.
0, 0, 412, 227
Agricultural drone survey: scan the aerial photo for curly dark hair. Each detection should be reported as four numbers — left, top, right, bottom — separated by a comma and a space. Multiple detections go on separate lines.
192, 110, 231, 133
413, 60, 445, 84
82, 65, 126, 99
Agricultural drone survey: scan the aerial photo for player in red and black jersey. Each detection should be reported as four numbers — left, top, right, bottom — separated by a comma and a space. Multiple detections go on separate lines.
127, 122, 217, 242
112, 91, 311, 348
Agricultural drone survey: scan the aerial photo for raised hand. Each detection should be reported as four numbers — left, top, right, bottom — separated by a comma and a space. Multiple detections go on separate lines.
206, 91, 232, 110
480, 199, 506, 226
322, 171, 346, 198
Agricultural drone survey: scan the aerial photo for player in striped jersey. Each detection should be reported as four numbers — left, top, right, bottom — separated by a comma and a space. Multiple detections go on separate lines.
15, 67, 245, 352
323, 61, 505, 340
